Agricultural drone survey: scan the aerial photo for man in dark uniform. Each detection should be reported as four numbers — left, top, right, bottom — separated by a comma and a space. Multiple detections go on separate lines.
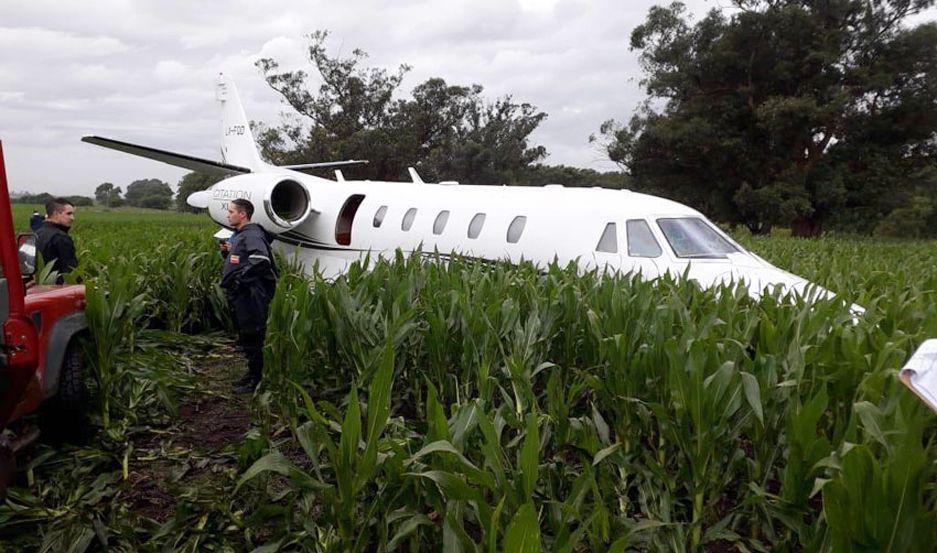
35, 198, 78, 284
29, 210, 44, 231
221, 198, 277, 393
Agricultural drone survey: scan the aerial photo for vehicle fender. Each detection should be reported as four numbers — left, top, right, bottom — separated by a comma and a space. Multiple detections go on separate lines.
41, 312, 87, 400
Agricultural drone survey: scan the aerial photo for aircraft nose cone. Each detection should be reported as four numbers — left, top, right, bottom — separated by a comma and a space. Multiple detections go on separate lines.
688, 263, 826, 301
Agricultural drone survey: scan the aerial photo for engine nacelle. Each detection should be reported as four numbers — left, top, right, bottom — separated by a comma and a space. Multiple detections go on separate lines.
200, 174, 313, 234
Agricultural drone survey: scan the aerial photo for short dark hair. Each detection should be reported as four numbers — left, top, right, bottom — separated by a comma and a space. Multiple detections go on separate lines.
230, 198, 254, 219
45, 197, 74, 216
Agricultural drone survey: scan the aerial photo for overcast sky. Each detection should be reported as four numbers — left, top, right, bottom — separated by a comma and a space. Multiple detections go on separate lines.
2, 0, 934, 197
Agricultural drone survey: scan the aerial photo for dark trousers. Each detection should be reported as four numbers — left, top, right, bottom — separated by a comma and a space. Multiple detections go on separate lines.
238, 329, 265, 378
228, 286, 272, 379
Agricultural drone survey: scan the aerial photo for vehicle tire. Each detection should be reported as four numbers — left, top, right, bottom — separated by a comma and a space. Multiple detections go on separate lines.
41, 342, 94, 444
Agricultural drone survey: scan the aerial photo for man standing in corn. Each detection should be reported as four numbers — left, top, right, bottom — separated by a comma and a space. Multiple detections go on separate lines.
220, 198, 277, 393
36, 197, 78, 284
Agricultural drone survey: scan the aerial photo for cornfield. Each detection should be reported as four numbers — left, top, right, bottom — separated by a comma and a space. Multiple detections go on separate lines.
2, 205, 935, 551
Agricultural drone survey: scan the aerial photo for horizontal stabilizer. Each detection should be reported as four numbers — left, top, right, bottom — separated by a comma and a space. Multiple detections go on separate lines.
187, 190, 211, 209
282, 159, 369, 173
82, 135, 252, 175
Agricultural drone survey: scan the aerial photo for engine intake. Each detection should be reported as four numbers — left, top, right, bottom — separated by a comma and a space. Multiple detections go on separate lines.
203, 174, 313, 233
268, 179, 308, 225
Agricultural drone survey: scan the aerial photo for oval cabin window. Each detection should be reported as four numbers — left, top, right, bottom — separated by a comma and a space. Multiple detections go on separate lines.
433, 210, 450, 235
373, 205, 388, 228
468, 213, 486, 239
402, 208, 418, 231
507, 216, 527, 244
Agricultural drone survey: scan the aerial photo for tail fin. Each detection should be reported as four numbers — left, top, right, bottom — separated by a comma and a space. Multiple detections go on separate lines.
216, 73, 265, 171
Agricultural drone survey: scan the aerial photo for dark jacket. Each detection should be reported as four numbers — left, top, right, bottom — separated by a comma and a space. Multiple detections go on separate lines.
36, 221, 77, 281
29, 213, 44, 232
222, 223, 277, 333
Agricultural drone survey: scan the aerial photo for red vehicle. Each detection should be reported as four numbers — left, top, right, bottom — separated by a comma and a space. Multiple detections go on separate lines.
0, 141, 88, 497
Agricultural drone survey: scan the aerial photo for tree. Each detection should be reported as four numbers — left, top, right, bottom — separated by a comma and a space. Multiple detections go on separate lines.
176, 172, 224, 212
512, 164, 633, 189
11, 192, 93, 206
254, 31, 548, 185
139, 194, 171, 210
598, 1, 937, 236
125, 179, 173, 210
11, 192, 52, 205
65, 195, 94, 207
94, 182, 123, 207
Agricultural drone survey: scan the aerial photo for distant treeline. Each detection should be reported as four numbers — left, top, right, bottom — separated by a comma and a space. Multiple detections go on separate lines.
16, 178, 177, 210
12, 193, 93, 207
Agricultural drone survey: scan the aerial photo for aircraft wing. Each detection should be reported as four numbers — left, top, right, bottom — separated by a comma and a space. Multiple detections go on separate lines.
82, 135, 251, 175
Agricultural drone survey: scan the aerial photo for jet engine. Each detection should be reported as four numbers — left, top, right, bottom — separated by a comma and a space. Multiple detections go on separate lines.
187, 173, 314, 233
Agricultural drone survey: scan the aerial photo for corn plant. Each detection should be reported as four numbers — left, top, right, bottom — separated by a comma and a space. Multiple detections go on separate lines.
80, 256, 149, 431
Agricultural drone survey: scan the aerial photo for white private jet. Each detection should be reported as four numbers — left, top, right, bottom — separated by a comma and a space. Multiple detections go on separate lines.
83, 74, 845, 308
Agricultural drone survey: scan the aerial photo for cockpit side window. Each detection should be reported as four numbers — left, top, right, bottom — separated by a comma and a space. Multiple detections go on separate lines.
656, 217, 738, 258
626, 219, 662, 258
596, 222, 618, 253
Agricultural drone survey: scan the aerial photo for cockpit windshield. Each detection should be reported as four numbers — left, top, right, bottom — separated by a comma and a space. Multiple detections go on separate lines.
656, 218, 739, 259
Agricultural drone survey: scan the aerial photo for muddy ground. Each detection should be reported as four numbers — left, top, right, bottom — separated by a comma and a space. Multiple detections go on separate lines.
123, 344, 252, 523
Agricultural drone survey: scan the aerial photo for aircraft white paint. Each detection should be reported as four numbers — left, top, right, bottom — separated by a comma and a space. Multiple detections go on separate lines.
83, 74, 849, 309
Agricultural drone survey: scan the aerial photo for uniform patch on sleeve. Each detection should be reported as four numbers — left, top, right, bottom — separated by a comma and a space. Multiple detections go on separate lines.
229, 254, 240, 264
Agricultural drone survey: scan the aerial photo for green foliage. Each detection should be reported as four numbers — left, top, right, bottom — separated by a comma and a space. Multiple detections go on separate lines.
11, 193, 94, 207
124, 178, 173, 210
600, 0, 937, 236
510, 164, 632, 189
234, 235, 936, 551
12, 204, 230, 425
254, 30, 548, 185
4, 205, 936, 551
93, 182, 123, 207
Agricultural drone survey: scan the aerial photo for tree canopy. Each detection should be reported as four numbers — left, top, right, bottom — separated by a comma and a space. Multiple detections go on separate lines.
254, 31, 549, 185
125, 179, 174, 210
94, 182, 124, 207
598, 0, 937, 236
